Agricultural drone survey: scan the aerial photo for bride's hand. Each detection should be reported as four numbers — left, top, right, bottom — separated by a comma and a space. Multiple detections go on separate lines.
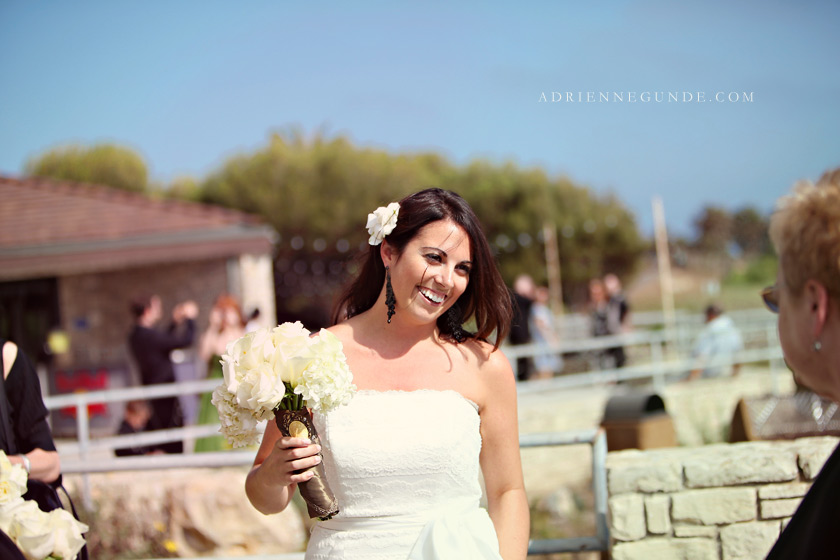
263, 437, 322, 487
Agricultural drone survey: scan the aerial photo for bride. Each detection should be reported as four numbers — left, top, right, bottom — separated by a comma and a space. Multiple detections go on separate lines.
246, 189, 530, 559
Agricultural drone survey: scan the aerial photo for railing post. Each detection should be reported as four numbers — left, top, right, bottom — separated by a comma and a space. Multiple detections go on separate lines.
74, 393, 93, 510
592, 429, 610, 548
651, 338, 665, 392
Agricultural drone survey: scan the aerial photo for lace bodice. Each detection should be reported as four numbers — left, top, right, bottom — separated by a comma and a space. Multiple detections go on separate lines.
306, 389, 497, 559
314, 389, 482, 518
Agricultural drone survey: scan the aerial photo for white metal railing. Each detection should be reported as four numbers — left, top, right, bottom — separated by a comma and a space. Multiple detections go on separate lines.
44, 309, 782, 552
47, 315, 783, 474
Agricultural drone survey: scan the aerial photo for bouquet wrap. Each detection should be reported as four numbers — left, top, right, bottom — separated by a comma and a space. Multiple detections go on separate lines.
275, 407, 339, 520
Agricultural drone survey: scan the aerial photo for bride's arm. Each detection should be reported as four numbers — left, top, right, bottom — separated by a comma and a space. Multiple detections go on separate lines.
245, 420, 322, 514
478, 348, 530, 560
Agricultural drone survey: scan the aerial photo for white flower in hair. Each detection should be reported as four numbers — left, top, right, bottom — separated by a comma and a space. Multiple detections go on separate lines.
366, 202, 400, 245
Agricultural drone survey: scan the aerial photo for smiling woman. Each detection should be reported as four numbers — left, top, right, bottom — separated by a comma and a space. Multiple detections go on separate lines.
333, 188, 513, 346
245, 188, 529, 560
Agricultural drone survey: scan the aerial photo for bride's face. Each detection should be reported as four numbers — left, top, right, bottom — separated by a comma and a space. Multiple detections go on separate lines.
384, 219, 472, 326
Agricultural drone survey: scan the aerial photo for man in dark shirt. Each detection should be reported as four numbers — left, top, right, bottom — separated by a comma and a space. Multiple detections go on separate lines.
127, 294, 197, 454
509, 275, 535, 381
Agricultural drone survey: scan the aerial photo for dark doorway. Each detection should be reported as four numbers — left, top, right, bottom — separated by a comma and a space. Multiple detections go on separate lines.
0, 277, 60, 365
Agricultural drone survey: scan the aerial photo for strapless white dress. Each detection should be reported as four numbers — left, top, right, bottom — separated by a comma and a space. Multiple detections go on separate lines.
305, 389, 502, 560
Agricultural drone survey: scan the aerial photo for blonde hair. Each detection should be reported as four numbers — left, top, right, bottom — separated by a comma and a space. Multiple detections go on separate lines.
769, 168, 840, 298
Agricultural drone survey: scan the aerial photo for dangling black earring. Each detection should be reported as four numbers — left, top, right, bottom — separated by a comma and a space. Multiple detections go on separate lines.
385, 266, 396, 323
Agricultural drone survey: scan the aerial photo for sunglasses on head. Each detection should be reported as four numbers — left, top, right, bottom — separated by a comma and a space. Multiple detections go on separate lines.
761, 285, 779, 313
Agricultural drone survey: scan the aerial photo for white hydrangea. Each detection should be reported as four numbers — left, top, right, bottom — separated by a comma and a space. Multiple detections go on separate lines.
293, 329, 356, 414
211, 385, 262, 448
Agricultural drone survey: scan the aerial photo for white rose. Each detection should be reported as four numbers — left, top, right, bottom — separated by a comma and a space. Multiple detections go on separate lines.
220, 322, 317, 415
269, 322, 316, 384
9, 501, 55, 560
366, 202, 400, 245
49, 508, 88, 560
0, 452, 27, 511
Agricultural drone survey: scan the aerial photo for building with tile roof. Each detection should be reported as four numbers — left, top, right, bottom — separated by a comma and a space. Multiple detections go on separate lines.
0, 175, 277, 433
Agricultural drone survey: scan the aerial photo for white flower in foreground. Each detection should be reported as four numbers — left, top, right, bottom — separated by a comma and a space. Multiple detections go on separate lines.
366, 202, 400, 245
221, 323, 310, 413
293, 329, 356, 414
0, 452, 27, 511
49, 508, 89, 560
212, 386, 262, 448
214, 323, 356, 447
8, 500, 54, 560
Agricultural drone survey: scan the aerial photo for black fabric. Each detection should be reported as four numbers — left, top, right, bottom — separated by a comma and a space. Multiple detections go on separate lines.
766, 442, 840, 559
0, 530, 26, 560
0, 347, 17, 455
127, 320, 194, 454
22, 479, 64, 512
0, 341, 88, 560
127, 320, 195, 386
0, 339, 56, 455
509, 292, 532, 345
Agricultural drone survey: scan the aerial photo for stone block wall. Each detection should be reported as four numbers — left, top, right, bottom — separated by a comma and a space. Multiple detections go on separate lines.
606, 436, 838, 560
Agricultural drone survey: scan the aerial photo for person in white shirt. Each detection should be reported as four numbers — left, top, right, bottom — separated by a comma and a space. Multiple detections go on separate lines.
689, 304, 744, 380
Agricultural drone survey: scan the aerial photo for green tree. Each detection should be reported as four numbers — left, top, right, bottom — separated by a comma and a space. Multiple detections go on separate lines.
732, 206, 770, 256
186, 131, 643, 312
25, 144, 149, 193
693, 206, 733, 254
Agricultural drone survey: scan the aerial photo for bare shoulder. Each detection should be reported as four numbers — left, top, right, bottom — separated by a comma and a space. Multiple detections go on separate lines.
326, 320, 366, 356
461, 338, 515, 392
326, 321, 355, 342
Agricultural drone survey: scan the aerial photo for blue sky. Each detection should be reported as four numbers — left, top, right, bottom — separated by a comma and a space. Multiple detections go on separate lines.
1, 1, 838, 236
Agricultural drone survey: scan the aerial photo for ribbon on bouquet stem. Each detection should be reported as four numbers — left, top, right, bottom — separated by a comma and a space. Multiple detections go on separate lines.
274, 407, 339, 520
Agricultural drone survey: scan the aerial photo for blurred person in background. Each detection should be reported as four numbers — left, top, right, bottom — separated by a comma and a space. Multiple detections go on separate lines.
245, 307, 262, 332
0, 338, 60, 483
688, 303, 744, 380
114, 399, 159, 457
529, 285, 563, 379
589, 278, 612, 369
195, 293, 246, 452
604, 273, 630, 368
764, 168, 840, 559
509, 274, 535, 381
127, 294, 197, 454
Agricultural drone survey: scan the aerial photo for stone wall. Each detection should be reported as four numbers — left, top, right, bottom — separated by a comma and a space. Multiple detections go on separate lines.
517, 368, 794, 498
64, 467, 307, 558
606, 436, 838, 560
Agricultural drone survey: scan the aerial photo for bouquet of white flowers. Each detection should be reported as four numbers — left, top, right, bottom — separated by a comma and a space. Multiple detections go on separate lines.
211, 322, 356, 519
0, 452, 88, 560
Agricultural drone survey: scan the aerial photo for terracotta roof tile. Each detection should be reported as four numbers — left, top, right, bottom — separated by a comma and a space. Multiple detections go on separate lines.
0, 175, 262, 248
0, 175, 275, 279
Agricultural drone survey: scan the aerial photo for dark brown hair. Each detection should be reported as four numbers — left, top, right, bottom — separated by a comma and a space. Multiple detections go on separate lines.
332, 188, 512, 348
129, 293, 154, 319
